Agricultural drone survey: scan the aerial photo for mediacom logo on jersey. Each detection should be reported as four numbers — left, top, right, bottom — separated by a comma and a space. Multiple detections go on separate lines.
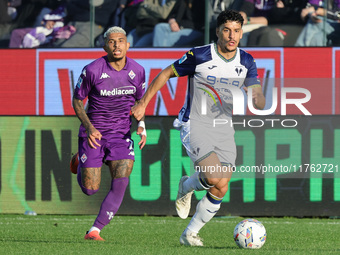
100, 86, 136, 96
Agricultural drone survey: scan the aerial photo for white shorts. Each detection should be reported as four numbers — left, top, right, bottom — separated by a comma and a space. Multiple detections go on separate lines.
173, 118, 236, 166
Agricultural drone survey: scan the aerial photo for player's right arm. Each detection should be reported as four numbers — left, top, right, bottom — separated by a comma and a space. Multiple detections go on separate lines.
131, 65, 176, 121
73, 97, 102, 149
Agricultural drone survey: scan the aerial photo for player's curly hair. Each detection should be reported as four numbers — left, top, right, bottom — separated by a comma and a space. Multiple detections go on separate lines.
217, 9, 244, 28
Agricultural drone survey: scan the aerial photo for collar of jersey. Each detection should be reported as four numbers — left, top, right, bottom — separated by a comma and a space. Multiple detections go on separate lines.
214, 43, 237, 63
105, 55, 129, 70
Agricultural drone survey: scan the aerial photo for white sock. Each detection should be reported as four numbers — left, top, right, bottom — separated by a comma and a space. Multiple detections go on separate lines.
89, 226, 101, 234
186, 192, 222, 234
183, 171, 212, 194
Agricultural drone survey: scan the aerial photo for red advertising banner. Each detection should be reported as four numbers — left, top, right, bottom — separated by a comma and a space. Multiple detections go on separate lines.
0, 47, 339, 116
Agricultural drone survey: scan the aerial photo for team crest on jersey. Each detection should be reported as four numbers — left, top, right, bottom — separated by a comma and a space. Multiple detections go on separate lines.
80, 153, 87, 163
129, 70, 136, 80
76, 77, 83, 88
235, 66, 244, 76
179, 53, 188, 64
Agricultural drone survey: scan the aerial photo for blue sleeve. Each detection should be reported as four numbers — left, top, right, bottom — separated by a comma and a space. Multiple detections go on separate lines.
172, 48, 197, 77
240, 50, 261, 87
172, 45, 212, 77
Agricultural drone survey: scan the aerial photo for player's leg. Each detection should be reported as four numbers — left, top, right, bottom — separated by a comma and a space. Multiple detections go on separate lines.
175, 122, 214, 219
176, 159, 215, 219
176, 148, 226, 219
77, 166, 102, 195
180, 153, 232, 246
76, 137, 104, 196
183, 177, 230, 235
90, 159, 133, 232
74, 137, 106, 240
86, 137, 135, 241
85, 160, 133, 241
80, 166, 105, 241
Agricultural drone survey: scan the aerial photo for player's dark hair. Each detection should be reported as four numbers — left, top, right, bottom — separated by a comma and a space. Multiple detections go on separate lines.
217, 9, 244, 28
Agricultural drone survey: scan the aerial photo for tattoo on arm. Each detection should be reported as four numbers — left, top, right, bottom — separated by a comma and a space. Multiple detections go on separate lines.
73, 97, 93, 130
134, 100, 145, 122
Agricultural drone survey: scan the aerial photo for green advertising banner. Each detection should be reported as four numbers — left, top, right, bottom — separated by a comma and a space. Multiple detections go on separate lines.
0, 116, 339, 216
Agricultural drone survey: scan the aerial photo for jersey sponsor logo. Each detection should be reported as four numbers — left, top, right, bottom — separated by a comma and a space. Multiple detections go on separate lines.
188, 51, 194, 56
208, 65, 217, 70
100, 72, 110, 79
82, 69, 86, 77
128, 70, 136, 80
100, 86, 136, 96
76, 77, 83, 88
178, 53, 187, 64
142, 82, 146, 89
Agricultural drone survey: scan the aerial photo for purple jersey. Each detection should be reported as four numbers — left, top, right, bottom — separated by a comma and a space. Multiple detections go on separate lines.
74, 56, 145, 138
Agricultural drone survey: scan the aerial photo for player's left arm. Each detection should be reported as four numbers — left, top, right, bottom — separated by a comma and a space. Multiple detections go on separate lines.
132, 65, 176, 121
134, 100, 147, 149
244, 85, 266, 110
133, 69, 147, 149
243, 55, 266, 110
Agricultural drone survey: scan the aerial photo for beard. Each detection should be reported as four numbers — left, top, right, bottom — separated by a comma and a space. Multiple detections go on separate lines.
112, 56, 124, 61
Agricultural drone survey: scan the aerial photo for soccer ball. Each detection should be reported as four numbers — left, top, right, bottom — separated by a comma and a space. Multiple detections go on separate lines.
233, 219, 266, 249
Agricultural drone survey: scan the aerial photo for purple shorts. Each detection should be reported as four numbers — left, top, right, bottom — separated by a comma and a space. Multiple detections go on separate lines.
78, 136, 135, 168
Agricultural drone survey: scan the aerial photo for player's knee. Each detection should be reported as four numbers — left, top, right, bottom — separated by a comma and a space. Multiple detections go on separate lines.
81, 187, 99, 196
215, 179, 230, 196
219, 185, 229, 197
205, 177, 219, 187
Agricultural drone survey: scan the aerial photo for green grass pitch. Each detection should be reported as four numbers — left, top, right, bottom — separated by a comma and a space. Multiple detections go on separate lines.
0, 215, 339, 254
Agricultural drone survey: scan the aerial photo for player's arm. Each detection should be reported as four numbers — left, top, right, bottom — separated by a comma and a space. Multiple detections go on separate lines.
252, 86, 265, 109
243, 85, 266, 110
134, 100, 147, 149
131, 65, 176, 121
72, 96, 102, 149
243, 55, 266, 110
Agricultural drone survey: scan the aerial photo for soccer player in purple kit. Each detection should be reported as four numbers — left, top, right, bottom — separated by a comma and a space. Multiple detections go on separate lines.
71, 26, 146, 241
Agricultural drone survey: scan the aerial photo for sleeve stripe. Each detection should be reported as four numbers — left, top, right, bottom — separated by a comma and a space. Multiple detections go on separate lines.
171, 64, 180, 77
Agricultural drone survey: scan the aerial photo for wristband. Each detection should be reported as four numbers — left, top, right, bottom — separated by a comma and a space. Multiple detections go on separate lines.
138, 121, 145, 129
138, 121, 147, 137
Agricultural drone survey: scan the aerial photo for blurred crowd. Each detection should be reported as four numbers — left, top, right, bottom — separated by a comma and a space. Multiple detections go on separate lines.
0, 0, 339, 48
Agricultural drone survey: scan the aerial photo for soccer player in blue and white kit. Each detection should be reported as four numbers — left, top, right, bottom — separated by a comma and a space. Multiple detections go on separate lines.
72, 26, 146, 241
132, 10, 265, 246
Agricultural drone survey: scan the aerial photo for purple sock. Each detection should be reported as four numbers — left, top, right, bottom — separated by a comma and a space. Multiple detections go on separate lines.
93, 177, 129, 230
77, 165, 98, 196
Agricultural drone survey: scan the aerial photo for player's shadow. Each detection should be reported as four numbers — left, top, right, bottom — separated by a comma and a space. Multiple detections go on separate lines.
200, 244, 239, 250
1, 239, 77, 244
171, 243, 239, 250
